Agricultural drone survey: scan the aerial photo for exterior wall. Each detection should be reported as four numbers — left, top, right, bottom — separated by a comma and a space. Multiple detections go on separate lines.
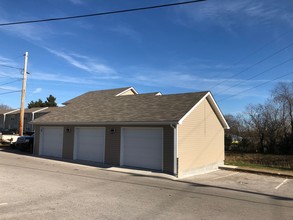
5, 114, 19, 131
24, 113, 33, 132
33, 125, 40, 155
119, 90, 136, 96
178, 99, 224, 178
63, 126, 75, 159
4, 111, 49, 133
0, 115, 4, 129
34, 124, 174, 174
105, 125, 121, 165
163, 125, 174, 174
5, 113, 33, 133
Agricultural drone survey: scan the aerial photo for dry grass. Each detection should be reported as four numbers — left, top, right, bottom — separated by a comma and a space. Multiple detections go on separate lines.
225, 152, 293, 171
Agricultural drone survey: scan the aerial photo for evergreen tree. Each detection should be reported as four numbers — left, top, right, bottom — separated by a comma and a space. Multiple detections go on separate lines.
28, 95, 57, 108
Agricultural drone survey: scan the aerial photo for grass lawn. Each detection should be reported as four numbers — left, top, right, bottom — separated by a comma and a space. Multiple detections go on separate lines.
225, 152, 293, 173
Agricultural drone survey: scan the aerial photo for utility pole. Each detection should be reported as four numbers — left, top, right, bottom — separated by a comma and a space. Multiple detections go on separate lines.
19, 52, 28, 136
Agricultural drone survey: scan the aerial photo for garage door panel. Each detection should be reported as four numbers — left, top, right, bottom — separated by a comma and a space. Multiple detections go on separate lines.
121, 128, 163, 170
74, 127, 105, 163
40, 127, 63, 158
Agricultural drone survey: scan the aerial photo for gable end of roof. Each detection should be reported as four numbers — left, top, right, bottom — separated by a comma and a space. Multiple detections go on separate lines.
178, 92, 229, 129
115, 87, 138, 96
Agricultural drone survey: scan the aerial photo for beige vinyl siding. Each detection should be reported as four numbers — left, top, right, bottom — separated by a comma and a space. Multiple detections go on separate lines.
178, 99, 224, 177
119, 89, 136, 96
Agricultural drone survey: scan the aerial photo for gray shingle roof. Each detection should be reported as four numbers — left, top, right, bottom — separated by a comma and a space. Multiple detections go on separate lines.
63, 87, 132, 105
0, 109, 18, 115
32, 87, 209, 125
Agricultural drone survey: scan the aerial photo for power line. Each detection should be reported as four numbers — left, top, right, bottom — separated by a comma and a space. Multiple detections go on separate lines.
217, 57, 293, 94
208, 29, 292, 82
211, 41, 293, 89
0, 87, 20, 92
0, 90, 21, 96
0, 69, 23, 79
0, 64, 22, 70
218, 70, 293, 102
0, 79, 22, 86
0, 0, 206, 27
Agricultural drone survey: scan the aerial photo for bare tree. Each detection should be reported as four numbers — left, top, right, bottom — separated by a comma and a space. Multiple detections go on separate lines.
272, 82, 293, 143
0, 104, 12, 110
245, 104, 267, 152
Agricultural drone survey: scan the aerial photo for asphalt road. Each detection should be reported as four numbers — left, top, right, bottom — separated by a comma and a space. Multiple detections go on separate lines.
0, 150, 292, 220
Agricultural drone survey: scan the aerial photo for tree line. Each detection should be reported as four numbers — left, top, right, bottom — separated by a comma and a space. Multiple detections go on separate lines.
225, 82, 293, 154
0, 95, 57, 111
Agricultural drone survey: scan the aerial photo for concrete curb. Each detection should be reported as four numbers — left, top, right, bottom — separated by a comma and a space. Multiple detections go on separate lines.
219, 165, 293, 179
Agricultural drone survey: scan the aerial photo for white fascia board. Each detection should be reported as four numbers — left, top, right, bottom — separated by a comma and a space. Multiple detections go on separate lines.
206, 93, 230, 129
3, 109, 19, 115
178, 93, 209, 125
115, 87, 138, 96
32, 107, 49, 114
178, 92, 230, 129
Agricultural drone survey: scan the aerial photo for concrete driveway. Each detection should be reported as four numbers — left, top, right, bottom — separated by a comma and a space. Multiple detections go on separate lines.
0, 150, 292, 220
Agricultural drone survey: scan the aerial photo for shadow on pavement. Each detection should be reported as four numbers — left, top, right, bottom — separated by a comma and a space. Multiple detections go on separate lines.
1, 145, 292, 205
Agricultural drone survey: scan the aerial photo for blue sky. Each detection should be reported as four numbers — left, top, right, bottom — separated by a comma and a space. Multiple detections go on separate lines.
0, 0, 292, 114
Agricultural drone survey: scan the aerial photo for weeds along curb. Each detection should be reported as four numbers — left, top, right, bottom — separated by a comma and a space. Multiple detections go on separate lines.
219, 166, 293, 179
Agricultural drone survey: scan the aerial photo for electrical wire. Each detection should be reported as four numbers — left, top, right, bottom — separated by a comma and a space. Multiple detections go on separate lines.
0, 87, 20, 92
211, 41, 293, 89
0, 79, 22, 86
0, 69, 23, 79
218, 70, 293, 102
209, 29, 292, 84
0, 0, 206, 27
0, 64, 22, 70
0, 90, 21, 95
217, 57, 293, 94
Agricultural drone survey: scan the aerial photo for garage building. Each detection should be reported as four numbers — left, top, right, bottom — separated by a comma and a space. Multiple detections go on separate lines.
32, 87, 229, 178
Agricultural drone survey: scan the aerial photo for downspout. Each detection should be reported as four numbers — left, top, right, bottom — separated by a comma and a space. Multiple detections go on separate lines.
3, 113, 6, 129
170, 124, 178, 177
32, 112, 35, 132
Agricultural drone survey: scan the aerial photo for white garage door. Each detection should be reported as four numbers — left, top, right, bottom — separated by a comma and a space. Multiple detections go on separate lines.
74, 127, 105, 163
121, 128, 163, 170
39, 126, 63, 157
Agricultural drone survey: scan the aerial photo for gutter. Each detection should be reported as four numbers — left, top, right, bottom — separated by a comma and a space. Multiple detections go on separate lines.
30, 121, 178, 126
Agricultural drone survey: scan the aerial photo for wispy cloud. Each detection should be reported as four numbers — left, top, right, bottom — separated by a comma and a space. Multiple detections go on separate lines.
176, 0, 293, 30
0, 85, 20, 92
0, 17, 54, 42
67, 0, 85, 5
30, 71, 121, 88
30, 72, 92, 84
108, 25, 141, 42
46, 48, 118, 78
33, 88, 42, 94
0, 55, 22, 79
0, 55, 19, 68
126, 68, 268, 98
